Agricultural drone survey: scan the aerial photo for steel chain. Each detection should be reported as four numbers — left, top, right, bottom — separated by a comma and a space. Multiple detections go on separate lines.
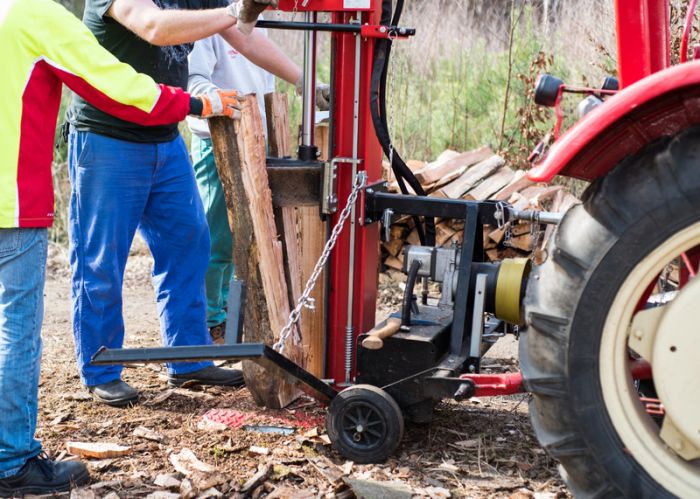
273, 171, 368, 354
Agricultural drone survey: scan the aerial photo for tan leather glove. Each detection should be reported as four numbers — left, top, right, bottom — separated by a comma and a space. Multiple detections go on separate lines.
227, 0, 278, 35
295, 78, 331, 111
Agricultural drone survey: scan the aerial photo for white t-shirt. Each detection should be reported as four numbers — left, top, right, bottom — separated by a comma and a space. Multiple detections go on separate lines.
186, 29, 275, 139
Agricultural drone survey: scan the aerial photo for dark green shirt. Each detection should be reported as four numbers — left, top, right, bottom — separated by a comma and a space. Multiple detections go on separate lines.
67, 0, 227, 143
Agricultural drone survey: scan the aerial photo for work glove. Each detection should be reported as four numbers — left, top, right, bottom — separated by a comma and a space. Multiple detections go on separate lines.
295, 78, 331, 111
196, 89, 244, 119
227, 0, 278, 35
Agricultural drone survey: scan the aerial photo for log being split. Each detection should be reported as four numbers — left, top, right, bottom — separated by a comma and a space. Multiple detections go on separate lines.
209, 96, 302, 409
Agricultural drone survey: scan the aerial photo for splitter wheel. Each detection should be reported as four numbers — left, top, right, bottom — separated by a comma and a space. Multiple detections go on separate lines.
326, 384, 404, 464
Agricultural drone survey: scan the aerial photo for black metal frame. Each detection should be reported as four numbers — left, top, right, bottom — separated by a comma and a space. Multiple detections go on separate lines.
91, 344, 337, 403
91, 184, 505, 407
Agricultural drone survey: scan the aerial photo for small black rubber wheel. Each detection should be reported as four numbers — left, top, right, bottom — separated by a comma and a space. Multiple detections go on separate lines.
326, 384, 404, 464
522, 126, 700, 498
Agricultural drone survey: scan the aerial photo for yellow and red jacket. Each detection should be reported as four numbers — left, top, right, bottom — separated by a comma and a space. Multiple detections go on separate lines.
1, 0, 194, 228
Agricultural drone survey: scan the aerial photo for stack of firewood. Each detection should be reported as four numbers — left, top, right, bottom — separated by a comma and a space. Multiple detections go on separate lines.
381, 147, 580, 271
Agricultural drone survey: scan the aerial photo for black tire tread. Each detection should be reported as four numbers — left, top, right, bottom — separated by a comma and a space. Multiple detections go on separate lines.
523, 129, 700, 498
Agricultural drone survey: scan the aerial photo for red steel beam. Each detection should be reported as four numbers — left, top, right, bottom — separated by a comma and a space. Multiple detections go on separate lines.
615, 0, 670, 88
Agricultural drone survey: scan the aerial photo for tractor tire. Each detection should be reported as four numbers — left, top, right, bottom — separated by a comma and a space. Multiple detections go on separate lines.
522, 126, 700, 498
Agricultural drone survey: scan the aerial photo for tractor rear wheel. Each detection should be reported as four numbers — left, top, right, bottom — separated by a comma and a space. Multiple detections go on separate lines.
522, 127, 700, 497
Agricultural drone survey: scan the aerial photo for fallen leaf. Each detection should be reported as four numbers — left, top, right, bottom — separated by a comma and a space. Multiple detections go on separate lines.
169, 448, 215, 476
240, 465, 270, 494
197, 418, 229, 432
145, 389, 175, 406
438, 462, 459, 473
154, 474, 181, 489
133, 426, 164, 442
70, 489, 97, 499
340, 461, 354, 475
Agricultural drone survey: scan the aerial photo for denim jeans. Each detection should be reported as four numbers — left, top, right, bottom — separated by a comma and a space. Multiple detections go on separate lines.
68, 130, 213, 386
0, 228, 46, 478
191, 135, 234, 328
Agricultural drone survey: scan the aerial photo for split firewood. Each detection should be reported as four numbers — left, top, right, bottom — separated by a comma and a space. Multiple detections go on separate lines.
415, 147, 492, 185
493, 170, 533, 201
66, 442, 132, 459
464, 166, 515, 200
439, 155, 505, 199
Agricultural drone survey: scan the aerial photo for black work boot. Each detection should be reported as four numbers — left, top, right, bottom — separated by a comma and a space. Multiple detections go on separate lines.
0, 454, 89, 497
168, 366, 244, 387
87, 379, 139, 407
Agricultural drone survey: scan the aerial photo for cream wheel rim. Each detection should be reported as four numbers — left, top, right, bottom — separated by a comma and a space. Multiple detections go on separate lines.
599, 221, 700, 497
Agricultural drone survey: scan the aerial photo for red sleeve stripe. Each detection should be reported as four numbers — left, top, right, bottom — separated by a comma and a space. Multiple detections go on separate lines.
41, 57, 191, 126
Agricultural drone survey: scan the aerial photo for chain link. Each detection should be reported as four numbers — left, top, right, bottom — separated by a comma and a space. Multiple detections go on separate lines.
273, 171, 368, 354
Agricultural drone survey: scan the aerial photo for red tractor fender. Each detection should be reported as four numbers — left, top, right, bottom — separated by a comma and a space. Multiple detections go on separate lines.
527, 60, 700, 183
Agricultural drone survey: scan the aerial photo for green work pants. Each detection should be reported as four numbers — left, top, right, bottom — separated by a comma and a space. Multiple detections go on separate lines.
191, 135, 233, 328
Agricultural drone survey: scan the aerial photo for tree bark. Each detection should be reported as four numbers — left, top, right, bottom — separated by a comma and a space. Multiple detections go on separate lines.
209, 96, 302, 409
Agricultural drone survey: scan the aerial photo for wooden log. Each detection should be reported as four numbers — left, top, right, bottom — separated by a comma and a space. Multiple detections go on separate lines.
438, 155, 505, 199
209, 98, 301, 409
264, 93, 291, 157
464, 166, 515, 200
382, 238, 404, 257
66, 442, 132, 459
415, 146, 493, 186
436, 222, 456, 246
493, 170, 533, 201
384, 255, 404, 271
406, 228, 420, 246
298, 205, 325, 377
266, 93, 304, 348
265, 92, 326, 378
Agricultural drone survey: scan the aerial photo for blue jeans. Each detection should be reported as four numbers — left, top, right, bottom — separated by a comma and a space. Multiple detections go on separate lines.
191, 136, 234, 328
0, 228, 46, 478
68, 130, 213, 386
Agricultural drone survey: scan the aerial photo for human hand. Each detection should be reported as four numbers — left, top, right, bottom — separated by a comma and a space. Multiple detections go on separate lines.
197, 89, 244, 119
228, 0, 278, 35
295, 78, 331, 111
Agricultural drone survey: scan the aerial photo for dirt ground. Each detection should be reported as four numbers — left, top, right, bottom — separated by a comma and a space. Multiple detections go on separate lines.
33, 244, 570, 499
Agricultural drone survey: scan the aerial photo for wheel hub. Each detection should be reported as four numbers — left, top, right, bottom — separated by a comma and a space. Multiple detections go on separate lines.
629, 272, 700, 460
653, 276, 700, 459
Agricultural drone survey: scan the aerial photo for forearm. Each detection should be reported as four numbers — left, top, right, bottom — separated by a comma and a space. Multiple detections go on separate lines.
219, 27, 301, 84
109, 0, 236, 46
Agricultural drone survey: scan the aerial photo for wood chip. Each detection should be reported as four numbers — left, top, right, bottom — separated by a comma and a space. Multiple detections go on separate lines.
144, 389, 175, 406
66, 442, 132, 459
169, 448, 215, 476
154, 474, 181, 489
240, 465, 270, 494
133, 426, 164, 442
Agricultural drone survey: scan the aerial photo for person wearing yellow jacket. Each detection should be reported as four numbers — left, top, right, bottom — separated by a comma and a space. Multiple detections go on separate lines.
0, 0, 242, 494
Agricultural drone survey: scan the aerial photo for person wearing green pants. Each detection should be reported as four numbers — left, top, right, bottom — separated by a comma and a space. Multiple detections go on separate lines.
187, 26, 330, 341
190, 134, 237, 340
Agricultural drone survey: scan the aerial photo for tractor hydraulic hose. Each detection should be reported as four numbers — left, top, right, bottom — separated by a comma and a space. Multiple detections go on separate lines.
401, 259, 422, 328
370, 0, 436, 246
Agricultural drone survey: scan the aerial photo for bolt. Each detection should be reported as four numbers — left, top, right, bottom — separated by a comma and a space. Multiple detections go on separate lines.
364, 217, 372, 224
367, 188, 374, 194
675, 441, 683, 451
634, 329, 643, 339
379, 26, 387, 33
